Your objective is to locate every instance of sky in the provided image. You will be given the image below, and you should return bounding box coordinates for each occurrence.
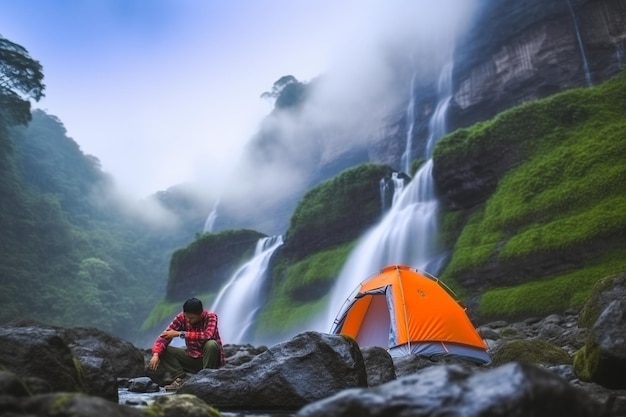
[0,0,479,211]
[0,0,379,197]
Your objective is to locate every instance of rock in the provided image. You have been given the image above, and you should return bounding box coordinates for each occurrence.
[128,376,160,393]
[296,362,606,417]
[0,325,83,393]
[450,0,626,133]
[2,392,145,417]
[360,346,396,387]
[0,321,148,402]
[178,331,367,410]
[61,326,146,378]
[574,300,626,389]
[0,371,30,397]
[491,339,572,367]
[148,394,222,417]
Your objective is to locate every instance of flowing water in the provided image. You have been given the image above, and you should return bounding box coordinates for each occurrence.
[210,236,284,344]
[318,59,455,330]
[566,0,592,87]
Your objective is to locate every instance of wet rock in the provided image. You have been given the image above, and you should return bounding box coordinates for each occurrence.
[128,376,160,393]
[360,346,396,387]
[178,331,367,411]
[296,362,606,417]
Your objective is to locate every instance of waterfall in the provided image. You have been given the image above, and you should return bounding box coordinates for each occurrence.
[210,235,283,343]
[401,72,418,174]
[321,60,455,330]
[566,0,592,87]
[203,200,220,233]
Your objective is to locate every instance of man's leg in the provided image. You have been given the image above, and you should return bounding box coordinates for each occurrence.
[159,346,200,379]
[202,340,220,369]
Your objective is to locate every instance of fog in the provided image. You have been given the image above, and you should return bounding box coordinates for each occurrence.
[211,0,479,235]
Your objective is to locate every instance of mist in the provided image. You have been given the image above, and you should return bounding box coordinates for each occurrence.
[212,0,480,235]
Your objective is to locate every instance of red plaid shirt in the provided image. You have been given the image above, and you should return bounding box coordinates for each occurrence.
[152,310,225,366]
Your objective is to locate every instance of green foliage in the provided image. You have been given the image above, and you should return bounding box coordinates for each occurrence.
[285,163,393,260]
[491,339,572,366]
[167,229,264,301]
[260,75,308,109]
[257,242,354,334]
[438,70,626,293]
[477,246,626,319]
[0,35,45,127]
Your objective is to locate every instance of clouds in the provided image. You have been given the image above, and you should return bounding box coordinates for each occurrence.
[0,0,479,224]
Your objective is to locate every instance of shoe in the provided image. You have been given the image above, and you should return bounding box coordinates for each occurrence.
[164,377,187,391]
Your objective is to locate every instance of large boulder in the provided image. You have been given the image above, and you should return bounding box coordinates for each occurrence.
[296,362,607,417]
[574,273,626,389]
[1,392,145,417]
[0,325,83,393]
[574,299,626,389]
[178,331,368,410]
[0,321,146,402]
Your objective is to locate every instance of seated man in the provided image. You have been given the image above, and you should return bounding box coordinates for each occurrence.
[149,297,225,391]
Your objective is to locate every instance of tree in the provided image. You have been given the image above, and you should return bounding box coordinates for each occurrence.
[0,35,45,128]
[260,75,307,109]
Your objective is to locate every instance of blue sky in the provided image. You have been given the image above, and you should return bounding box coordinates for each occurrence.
[0,0,375,197]
[0,0,477,201]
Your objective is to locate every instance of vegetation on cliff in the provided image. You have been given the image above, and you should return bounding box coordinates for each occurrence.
[165,229,265,302]
[255,163,396,335]
[435,70,626,320]
[283,163,394,260]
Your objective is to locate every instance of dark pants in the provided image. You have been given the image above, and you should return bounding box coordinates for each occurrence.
[159,340,220,380]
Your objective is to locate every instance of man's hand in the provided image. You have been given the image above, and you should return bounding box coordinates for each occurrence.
[149,354,160,371]
[159,330,179,340]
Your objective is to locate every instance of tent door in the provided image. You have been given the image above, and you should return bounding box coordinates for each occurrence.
[354,294,391,348]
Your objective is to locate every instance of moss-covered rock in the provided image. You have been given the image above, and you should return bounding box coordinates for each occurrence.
[433,70,626,320]
[166,229,265,301]
[147,393,223,417]
[573,297,626,389]
[578,272,626,328]
[491,339,572,367]
[282,163,394,261]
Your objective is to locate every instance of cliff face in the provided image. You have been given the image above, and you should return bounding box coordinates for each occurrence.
[449,0,626,132]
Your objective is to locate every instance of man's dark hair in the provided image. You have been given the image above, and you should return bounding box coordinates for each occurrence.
[183,298,203,314]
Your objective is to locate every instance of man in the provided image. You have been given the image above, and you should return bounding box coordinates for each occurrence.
[149,297,225,391]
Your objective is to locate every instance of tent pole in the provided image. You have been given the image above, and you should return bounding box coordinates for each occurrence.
[395,265,412,355]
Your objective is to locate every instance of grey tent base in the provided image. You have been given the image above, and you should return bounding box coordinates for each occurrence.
[388,341,491,365]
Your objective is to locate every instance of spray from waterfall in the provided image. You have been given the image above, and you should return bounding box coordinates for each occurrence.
[210,235,283,343]
[566,0,592,87]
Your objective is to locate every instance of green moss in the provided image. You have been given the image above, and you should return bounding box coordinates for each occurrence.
[491,339,572,366]
[257,242,354,333]
[573,341,626,389]
[285,163,393,260]
[477,247,626,320]
[578,272,626,328]
[436,71,626,297]
[147,393,223,417]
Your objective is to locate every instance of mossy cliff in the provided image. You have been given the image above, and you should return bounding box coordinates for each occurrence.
[433,69,626,320]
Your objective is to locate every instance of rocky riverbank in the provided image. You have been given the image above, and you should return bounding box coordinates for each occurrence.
[1,274,625,416]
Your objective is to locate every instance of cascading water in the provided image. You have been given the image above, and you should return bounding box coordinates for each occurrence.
[566,0,592,87]
[210,235,283,343]
[401,72,418,174]
[319,59,455,330]
[203,200,220,233]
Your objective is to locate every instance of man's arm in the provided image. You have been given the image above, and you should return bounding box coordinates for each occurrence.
[184,312,218,342]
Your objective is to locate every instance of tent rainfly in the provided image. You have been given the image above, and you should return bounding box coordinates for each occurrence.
[330,264,491,364]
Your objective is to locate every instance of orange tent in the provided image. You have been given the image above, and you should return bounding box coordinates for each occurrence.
[330,264,490,364]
